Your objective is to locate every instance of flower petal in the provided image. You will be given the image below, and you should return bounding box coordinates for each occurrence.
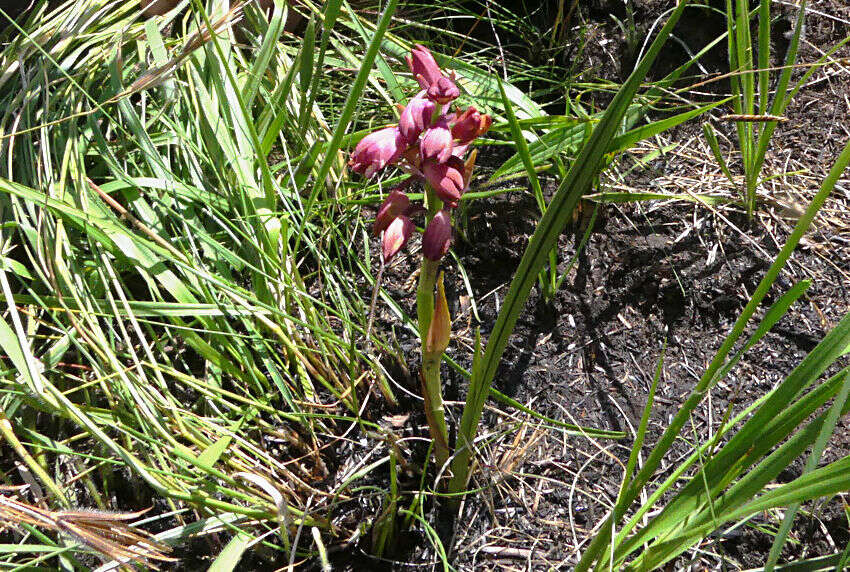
[399,92,436,143]
[407,44,443,90]
[420,119,453,164]
[422,156,466,206]
[373,190,410,235]
[349,127,407,178]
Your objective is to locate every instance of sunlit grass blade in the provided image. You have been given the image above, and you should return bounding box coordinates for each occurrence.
[637,444,850,570]
[243,0,287,109]
[764,372,850,571]
[618,344,665,498]
[702,122,736,184]
[496,76,544,211]
[208,529,253,572]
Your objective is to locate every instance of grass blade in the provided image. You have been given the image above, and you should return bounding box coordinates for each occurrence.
[764,367,850,571]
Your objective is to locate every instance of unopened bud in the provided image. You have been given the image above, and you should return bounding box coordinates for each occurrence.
[399,92,436,143]
[406,44,443,91]
[349,127,407,178]
[422,210,452,261]
[426,76,460,105]
[382,215,413,261]
[422,156,466,207]
[451,106,492,144]
[420,119,453,164]
[373,190,410,235]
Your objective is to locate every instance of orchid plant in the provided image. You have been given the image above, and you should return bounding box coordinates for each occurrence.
[350,45,491,471]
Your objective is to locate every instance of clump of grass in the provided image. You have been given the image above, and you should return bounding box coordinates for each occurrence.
[703,0,808,218]
[0,0,403,566]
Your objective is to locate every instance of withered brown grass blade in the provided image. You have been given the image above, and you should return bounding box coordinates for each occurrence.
[0,496,176,570]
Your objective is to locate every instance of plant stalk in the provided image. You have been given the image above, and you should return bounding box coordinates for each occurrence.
[417,186,450,472]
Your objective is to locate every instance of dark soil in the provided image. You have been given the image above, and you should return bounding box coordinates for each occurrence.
[350,0,850,569]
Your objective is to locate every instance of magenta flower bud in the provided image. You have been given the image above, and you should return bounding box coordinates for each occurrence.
[422,210,453,261]
[420,119,453,164]
[422,156,466,207]
[451,106,493,144]
[399,92,436,143]
[382,215,413,261]
[349,127,407,178]
[373,190,410,236]
[406,44,443,91]
[426,76,460,105]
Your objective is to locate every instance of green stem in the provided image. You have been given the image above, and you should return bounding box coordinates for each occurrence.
[416,186,450,472]
[416,185,443,341]
[0,410,69,507]
[421,346,450,470]
[416,257,438,342]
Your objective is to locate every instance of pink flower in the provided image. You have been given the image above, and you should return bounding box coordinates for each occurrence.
[422,156,466,207]
[420,118,453,164]
[373,190,410,235]
[382,215,413,261]
[451,106,492,144]
[349,127,407,178]
[451,143,470,158]
[426,76,460,105]
[399,92,436,143]
[406,45,443,91]
[422,210,453,261]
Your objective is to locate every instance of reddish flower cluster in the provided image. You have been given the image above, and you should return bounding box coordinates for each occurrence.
[349,44,492,262]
